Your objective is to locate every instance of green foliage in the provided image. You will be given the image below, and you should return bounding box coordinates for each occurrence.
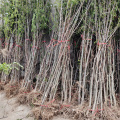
[0,0,51,39]
[0,0,27,38]
[0,62,23,75]
[31,0,51,34]
[0,63,12,74]
[0,0,119,41]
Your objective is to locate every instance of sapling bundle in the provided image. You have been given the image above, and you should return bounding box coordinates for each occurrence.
[22,0,50,89]
[0,0,50,84]
[35,0,91,104]
[87,0,120,114]
[22,34,43,89]
[0,0,25,83]
[114,28,120,94]
[78,31,93,105]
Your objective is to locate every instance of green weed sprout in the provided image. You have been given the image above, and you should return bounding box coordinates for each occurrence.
[0,62,23,74]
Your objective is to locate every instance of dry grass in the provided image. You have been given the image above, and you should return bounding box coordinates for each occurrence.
[102,105,120,120]
[32,107,57,120]
[1,83,120,120]
[17,93,28,104]
[4,82,19,98]
[27,90,42,104]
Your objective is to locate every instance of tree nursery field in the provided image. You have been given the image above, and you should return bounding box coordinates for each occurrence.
[0,0,120,120]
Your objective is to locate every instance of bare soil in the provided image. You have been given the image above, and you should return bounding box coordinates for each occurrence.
[0,91,34,120]
[0,92,71,120]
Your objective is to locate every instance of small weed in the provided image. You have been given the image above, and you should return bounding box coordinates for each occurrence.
[30,103,34,108]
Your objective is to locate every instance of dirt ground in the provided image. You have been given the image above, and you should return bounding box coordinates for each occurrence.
[0,92,71,120]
